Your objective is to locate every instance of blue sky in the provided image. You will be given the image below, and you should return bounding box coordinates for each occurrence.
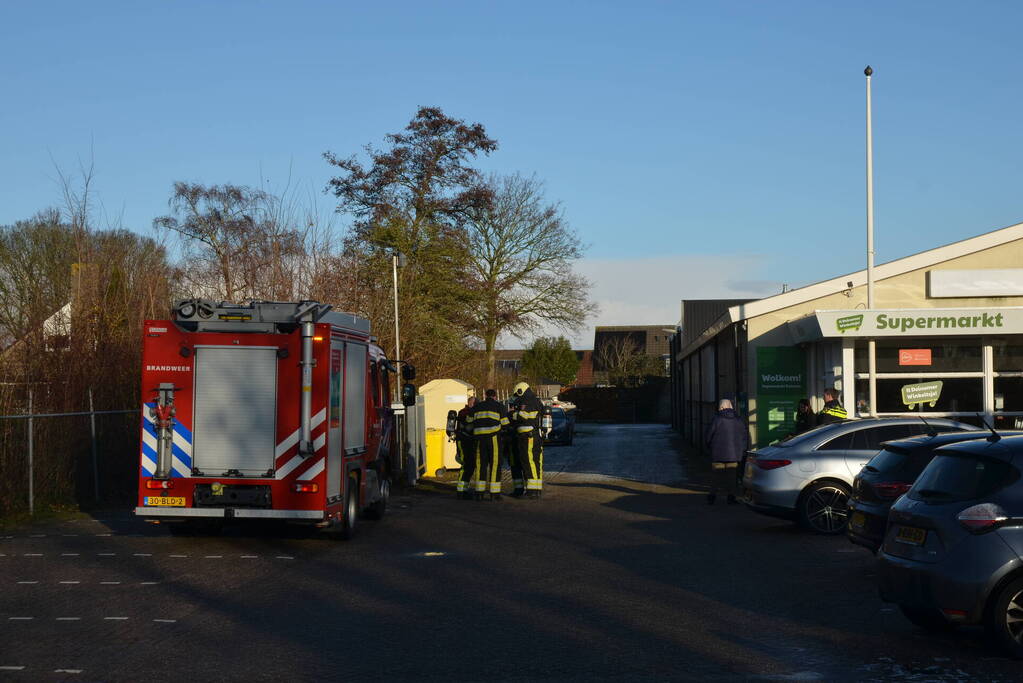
[2,1,1022,345]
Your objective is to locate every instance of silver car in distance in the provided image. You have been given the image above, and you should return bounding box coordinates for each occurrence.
[741,417,977,534]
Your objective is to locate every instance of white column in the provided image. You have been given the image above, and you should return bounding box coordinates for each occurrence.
[983,337,994,423]
[842,338,856,416]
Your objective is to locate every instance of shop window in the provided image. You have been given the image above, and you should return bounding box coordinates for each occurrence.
[994,377,1023,414]
[855,377,983,414]
[993,341,1023,372]
[854,338,981,373]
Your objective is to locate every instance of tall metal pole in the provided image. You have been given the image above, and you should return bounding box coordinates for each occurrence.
[392,253,401,365]
[27,389,34,515]
[865,65,878,417]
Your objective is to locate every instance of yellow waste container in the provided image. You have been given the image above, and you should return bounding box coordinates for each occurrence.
[425,428,448,477]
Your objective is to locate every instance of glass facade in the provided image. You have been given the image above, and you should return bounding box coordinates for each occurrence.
[853,338,982,373]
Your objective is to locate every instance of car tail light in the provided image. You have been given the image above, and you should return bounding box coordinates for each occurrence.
[294,483,319,493]
[957,503,1008,532]
[874,482,912,499]
[145,479,174,490]
[754,459,791,470]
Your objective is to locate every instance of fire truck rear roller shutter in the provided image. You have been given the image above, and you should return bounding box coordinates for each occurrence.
[192,346,278,476]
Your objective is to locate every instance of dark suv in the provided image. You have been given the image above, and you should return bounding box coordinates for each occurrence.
[848,431,1017,553]
[878,433,1023,657]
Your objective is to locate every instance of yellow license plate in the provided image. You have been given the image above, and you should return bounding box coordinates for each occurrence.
[144,496,186,507]
[850,511,865,529]
[895,525,926,546]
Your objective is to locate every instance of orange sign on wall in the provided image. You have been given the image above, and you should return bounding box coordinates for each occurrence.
[899,349,932,366]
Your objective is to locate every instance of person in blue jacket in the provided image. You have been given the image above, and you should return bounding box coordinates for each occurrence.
[705,398,750,505]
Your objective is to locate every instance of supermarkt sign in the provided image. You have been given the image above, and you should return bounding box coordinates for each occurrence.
[814,308,1023,338]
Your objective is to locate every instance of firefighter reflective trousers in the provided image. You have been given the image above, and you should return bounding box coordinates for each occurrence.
[456,437,479,494]
[517,431,543,491]
[477,434,502,494]
[506,433,524,493]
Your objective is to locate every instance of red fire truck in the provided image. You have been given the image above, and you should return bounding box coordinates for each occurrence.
[135,299,396,537]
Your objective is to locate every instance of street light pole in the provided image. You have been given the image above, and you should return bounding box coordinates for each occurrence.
[391,251,401,366]
[865,65,877,417]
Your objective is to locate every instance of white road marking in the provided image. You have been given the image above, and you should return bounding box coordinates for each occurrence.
[204,555,223,559]
[7,617,33,621]
[95,533,112,537]
[62,534,78,537]
[104,617,129,621]
[61,553,80,557]
[29,534,45,538]
[54,669,83,674]
[56,617,81,621]
[276,555,294,560]
[24,553,43,557]
[153,619,177,623]
[97,553,116,557]
[59,581,81,585]
[100,581,121,585]
[140,581,159,585]
[240,555,258,559]
[420,552,446,557]
[133,553,152,557]
[0,666,26,671]
[169,554,188,558]
[17,581,39,585]
[0,553,6,557]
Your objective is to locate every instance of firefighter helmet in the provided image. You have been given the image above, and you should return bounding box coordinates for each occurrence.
[513,382,529,397]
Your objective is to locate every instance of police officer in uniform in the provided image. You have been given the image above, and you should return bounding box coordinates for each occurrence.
[509,382,544,499]
[454,396,479,500]
[468,388,510,500]
[816,387,848,425]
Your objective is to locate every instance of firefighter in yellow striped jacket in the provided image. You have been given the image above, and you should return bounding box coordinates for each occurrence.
[510,382,544,499]
[467,388,510,500]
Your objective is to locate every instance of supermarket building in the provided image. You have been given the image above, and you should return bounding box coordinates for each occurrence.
[669,221,1023,449]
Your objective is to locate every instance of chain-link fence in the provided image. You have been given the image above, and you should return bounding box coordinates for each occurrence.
[0,389,139,516]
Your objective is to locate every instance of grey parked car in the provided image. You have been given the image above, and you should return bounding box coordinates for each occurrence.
[742,417,976,534]
[878,433,1023,657]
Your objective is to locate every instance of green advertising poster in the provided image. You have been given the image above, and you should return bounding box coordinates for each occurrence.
[756,346,807,447]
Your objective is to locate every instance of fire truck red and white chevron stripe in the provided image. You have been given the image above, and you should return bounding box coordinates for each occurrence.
[274,408,327,481]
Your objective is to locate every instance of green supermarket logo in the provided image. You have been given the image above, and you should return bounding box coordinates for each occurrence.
[836,314,864,333]
[835,311,1006,334]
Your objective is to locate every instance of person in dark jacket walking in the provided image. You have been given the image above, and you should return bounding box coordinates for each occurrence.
[816,388,848,426]
[705,399,750,504]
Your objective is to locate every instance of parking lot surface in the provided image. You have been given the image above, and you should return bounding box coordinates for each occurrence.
[1,423,1019,681]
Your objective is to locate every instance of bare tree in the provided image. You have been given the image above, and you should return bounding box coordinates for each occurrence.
[154,183,309,302]
[465,174,596,385]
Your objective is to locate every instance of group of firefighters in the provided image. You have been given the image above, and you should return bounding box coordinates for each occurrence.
[451,382,546,500]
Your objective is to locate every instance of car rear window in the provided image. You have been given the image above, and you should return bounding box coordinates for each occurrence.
[908,454,1019,504]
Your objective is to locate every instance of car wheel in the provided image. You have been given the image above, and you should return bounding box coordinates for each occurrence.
[987,577,1023,658]
[797,481,851,534]
[900,605,958,633]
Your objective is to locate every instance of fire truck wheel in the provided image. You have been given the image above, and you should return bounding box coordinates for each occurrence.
[339,472,359,540]
[366,474,390,520]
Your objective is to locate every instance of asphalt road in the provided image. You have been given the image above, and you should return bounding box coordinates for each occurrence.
[1,423,1021,681]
